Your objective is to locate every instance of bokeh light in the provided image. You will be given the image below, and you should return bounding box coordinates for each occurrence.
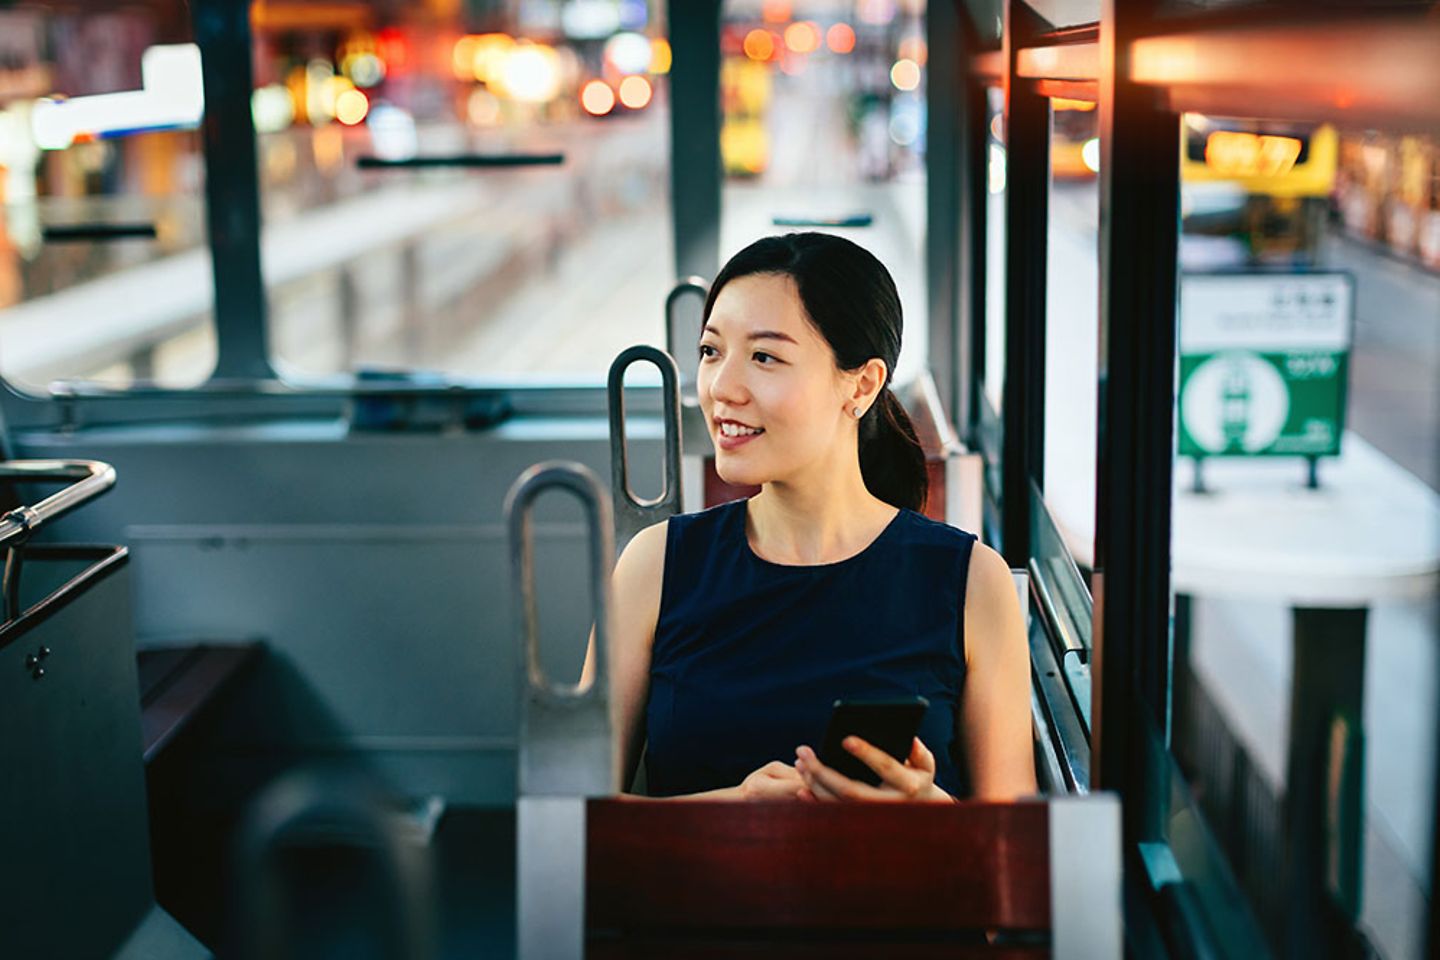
[618,75,653,109]
[581,79,616,116]
[335,88,369,126]
[650,38,672,74]
[784,22,821,55]
[743,29,776,62]
[826,23,856,55]
[890,58,921,92]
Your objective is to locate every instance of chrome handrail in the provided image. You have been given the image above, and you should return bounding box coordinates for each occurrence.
[0,460,116,621]
[607,346,683,547]
[0,460,116,550]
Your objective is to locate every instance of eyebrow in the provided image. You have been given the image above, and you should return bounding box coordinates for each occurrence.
[701,324,798,345]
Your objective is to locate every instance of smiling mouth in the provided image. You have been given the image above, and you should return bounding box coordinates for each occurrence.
[717,421,765,438]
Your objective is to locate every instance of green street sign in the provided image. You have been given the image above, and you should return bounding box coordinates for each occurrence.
[1178,272,1353,459]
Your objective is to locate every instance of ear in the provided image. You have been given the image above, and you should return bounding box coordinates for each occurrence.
[845,358,889,416]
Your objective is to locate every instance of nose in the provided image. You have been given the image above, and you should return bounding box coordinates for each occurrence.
[701,350,748,410]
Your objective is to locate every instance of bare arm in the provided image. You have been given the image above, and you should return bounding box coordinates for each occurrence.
[960,543,1038,800]
[580,520,667,793]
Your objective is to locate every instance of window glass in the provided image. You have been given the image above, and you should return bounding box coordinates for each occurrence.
[1024,0,1099,30]
[718,0,928,385]
[1042,96,1098,562]
[254,2,673,379]
[1171,113,1439,958]
[982,85,1005,414]
[0,5,215,389]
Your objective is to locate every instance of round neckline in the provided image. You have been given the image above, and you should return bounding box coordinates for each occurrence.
[738,500,907,570]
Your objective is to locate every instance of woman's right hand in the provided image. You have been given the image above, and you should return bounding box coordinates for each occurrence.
[738,760,808,802]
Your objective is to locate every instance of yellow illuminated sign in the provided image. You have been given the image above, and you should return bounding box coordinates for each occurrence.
[1204,131,1303,178]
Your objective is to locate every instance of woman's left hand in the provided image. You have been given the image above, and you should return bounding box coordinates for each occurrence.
[794,737,954,803]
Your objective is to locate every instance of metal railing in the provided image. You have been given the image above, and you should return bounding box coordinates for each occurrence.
[0,460,117,621]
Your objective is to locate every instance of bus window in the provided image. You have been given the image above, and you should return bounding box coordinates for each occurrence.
[718,0,929,385]
[251,5,673,380]
[1042,96,1098,565]
[1169,112,1439,959]
[0,5,216,390]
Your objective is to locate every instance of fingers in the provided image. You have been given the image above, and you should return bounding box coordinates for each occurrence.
[840,737,929,800]
[795,745,894,802]
[909,736,937,773]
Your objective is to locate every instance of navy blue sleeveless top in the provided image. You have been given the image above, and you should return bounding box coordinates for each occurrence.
[645,498,977,798]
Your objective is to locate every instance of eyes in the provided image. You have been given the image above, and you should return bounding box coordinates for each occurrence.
[699,343,780,365]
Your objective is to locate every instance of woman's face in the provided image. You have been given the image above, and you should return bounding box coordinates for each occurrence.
[698,273,856,488]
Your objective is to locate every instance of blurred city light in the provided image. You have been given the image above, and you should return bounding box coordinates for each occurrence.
[989,143,1006,193]
[467,88,502,125]
[1082,136,1100,172]
[858,0,898,26]
[251,84,295,133]
[581,79,616,116]
[744,29,776,62]
[367,103,417,160]
[618,75,652,110]
[562,0,622,39]
[497,44,562,103]
[826,23,856,55]
[897,36,928,66]
[890,58,921,92]
[784,22,821,55]
[30,43,204,151]
[606,32,653,75]
[650,38,673,74]
[344,52,386,88]
[761,0,792,24]
[335,88,369,126]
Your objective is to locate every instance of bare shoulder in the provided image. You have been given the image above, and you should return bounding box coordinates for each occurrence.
[615,519,668,582]
[963,541,1026,665]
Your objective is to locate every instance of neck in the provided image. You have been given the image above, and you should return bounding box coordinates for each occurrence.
[746,440,898,565]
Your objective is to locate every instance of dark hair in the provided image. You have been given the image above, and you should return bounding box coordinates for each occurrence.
[702,232,927,513]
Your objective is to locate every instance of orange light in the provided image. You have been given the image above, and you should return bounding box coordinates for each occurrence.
[890,58,921,92]
[581,79,615,116]
[618,75,652,109]
[452,36,480,79]
[743,29,776,62]
[761,0,791,23]
[334,88,369,125]
[650,37,672,74]
[826,23,856,55]
[897,37,927,66]
[1204,131,1303,177]
[1052,97,1096,112]
[784,21,821,55]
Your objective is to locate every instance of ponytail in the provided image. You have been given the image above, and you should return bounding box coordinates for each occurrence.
[859,386,927,513]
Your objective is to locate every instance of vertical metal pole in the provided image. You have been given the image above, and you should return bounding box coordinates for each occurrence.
[191,0,276,381]
[1284,606,1367,959]
[964,72,990,450]
[999,1,1049,568]
[667,0,723,282]
[1092,0,1180,849]
[926,0,963,429]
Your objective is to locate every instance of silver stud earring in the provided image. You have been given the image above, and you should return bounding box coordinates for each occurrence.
[853,406,863,418]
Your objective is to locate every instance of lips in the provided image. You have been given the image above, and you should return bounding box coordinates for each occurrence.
[714,417,764,452]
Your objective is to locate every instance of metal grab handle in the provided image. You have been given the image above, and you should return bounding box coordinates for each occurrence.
[664,277,710,382]
[0,460,117,550]
[234,770,433,960]
[357,153,565,169]
[607,346,683,546]
[506,462,617,799]
[771,213,874,228]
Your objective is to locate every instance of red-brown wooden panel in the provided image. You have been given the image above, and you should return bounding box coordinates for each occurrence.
[586,801,1051,934]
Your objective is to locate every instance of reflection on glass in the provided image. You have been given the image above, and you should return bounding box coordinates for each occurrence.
[1029,481,1092,734]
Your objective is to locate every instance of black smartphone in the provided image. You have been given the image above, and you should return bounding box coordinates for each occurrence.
[818,696,929,787]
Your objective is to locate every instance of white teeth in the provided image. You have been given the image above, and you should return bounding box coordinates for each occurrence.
[719,422,761,438]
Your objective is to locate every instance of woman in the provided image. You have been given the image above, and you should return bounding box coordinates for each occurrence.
[582,232,1034,802]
